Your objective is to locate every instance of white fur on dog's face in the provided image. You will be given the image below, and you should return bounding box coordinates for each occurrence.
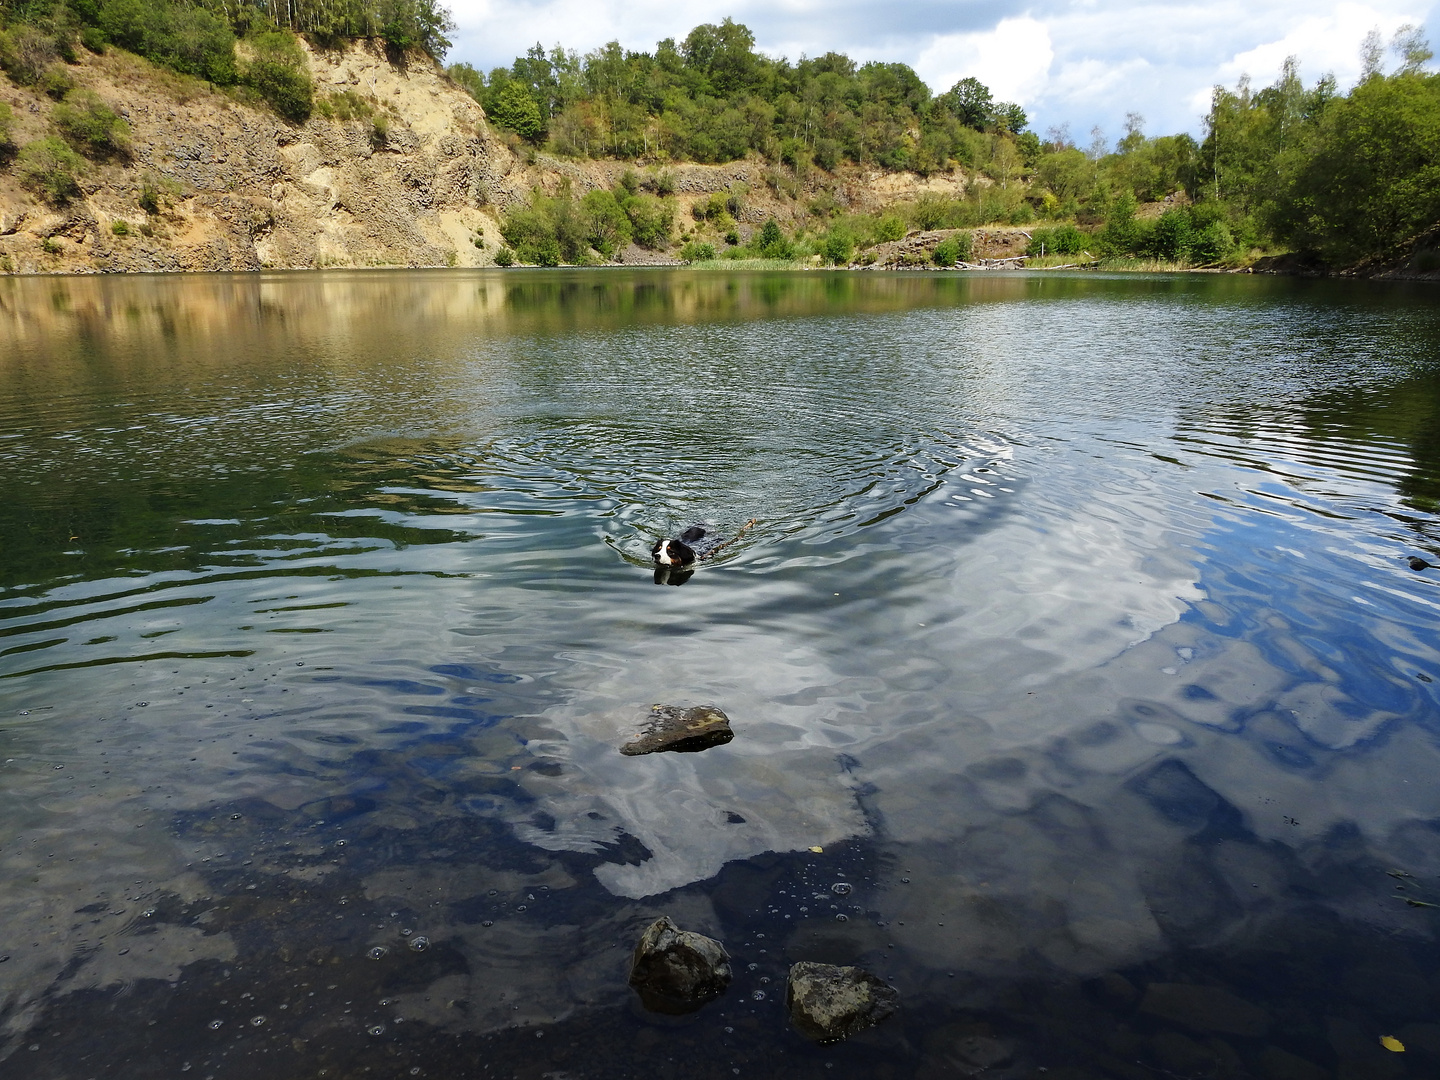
[655,540,674,566]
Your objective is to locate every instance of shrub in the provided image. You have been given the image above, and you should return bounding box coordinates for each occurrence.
[932,234,972,266]
[680,239,716,261]
[1026,224,1089,256]
[0,24,59,85]
[519,235,560,266]
[623,193,673,249]
[243,32,312,124]
[0,103,12,156]
[756,218,793,259]
[371,114,389,148]
[39,66,75,100]
[581,189,632,256]
[1190,220,1235,264]
[1148,208,1195,260]
[15,137,87,204]
[111,219,130,236]
[723,229,739,245]
[821,229,854,265]
[138,174,181,214]
[494,247,514,266]
[875,215,905,242]
[53,90,132,157]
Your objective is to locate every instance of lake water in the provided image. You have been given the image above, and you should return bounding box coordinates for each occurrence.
[2,268,1439,1079]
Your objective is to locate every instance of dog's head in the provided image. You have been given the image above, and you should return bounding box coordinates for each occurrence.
[651,538,697,566]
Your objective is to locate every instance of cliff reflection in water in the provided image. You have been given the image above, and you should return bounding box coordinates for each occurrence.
[1,269,1439,1079]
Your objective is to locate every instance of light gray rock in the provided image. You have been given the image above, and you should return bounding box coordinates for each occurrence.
[620,704,734,756]
[627,916,732,1014]
[786,961,899,1041]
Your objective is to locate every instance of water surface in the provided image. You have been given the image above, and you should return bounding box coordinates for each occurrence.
[2,269,1439,1078]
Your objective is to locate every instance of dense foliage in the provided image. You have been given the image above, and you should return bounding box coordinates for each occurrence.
[449,18,1034,175]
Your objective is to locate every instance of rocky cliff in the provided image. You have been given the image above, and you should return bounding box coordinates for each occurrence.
[0,39,987,275]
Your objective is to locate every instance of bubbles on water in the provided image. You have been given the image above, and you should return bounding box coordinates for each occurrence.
[751,990,766,1001]
[481,920,493,928]
[408,936,429,952]
[835,914,849,922]
[230,814,242,820]
[831,883,852,896]
[367,947,388,960]
[399,928,412,937]
[249,1016,265,1027]
[207,1020,223,1030]
[368,1025,386,1036]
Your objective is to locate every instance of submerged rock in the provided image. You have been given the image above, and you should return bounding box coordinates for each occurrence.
[786,961,899,1041]
[627,916,732,1014]
[1140,982,1269,1037]
[620,704,734,756]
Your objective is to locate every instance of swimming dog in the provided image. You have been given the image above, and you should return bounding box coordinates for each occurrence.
[651,526,707,568]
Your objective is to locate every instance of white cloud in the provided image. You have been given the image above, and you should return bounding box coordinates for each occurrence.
[914,17,1055,104]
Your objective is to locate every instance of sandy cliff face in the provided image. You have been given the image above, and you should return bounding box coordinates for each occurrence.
[0,39,526,274]
[0,39,987,275]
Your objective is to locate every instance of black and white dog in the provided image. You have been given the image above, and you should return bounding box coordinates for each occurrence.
[651,526,708,568]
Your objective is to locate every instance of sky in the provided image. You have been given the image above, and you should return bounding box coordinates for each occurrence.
[442,0,1437,143]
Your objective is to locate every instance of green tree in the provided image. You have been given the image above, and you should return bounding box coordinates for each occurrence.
[490,81,544,140]
[1267,68,1440,262]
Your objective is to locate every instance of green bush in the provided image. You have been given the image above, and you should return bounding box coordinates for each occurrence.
[494,247,515,266]
[1148,208,1195,260]
[581,189,632,256]
[0,24,59,85]
[1026,224,1089,256]
[15,137,87,204]
[243,32,312,124]
[623,193,673,249]
[53,89,132,157]
[680,239,716,261]
[875,215,905,242]
[1190,220,1235,264]
[39,66,75,100]
[932,233,972,266]
[821,229,854,265]
[756,218,793,258]
[0,103,13,155]
[110,218,130,236]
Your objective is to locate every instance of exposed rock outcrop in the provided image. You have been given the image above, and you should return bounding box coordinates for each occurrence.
[620,704,734,756]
